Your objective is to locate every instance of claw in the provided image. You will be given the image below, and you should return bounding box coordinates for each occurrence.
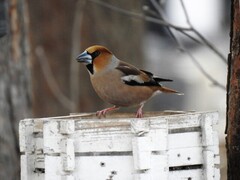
[96,106,119,118]
[135,103,144,118]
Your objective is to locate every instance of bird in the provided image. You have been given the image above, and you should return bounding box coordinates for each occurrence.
[76,45,182,118]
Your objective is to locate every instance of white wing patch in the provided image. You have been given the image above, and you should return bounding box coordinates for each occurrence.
[121,75,144,84]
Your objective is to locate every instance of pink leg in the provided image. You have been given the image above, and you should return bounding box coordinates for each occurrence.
[135,103,144,118]
[96,105,119,118]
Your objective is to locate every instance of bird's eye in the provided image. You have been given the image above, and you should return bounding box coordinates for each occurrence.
[91,50,100,59]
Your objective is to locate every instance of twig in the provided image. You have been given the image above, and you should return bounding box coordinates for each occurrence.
[149,0,163,16]
[184,50,226,90]
[148,0,201,44]
[142,5,159,18]
[35,47,76,111]
[179,0,192,26]
[179,30,202,44]
[149,0,181,43]
[193,29,227,63]
[167,29,225,89]
[179,0,227,64]
[148,0,225,89]
[88,0,191,31]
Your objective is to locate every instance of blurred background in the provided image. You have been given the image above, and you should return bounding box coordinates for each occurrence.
[0,0,229,179]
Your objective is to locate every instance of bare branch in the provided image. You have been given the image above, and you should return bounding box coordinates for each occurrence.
[88,0,191,31]
[149,0,181,43]
[148,0,225,89]
[179,30,202,44]
[149,0,163,17]
[142,5,159,18]
[170,29,225,90]
[192,29,227,63]
[184,51,226,90]
[35,47,76,111]
[179,0,227,64]
[179,0,192,26]
[161,29,224,89]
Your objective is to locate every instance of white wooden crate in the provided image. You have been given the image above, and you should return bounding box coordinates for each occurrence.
[19,111,220,180]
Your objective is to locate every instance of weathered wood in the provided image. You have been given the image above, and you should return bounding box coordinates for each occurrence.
[0,0,31,179]
[226,0,240,179]
[20,111,220,180]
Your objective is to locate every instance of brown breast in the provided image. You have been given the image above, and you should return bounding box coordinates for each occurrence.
[90,69,155,107]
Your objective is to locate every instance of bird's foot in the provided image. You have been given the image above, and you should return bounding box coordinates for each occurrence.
[136,111,143,118]
[135,103,144,118]
[96,106,119,118]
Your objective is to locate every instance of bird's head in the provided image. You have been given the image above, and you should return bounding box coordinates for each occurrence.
[76,45,115,74]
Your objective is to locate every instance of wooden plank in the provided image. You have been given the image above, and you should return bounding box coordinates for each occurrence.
[41,112,218,134]
[19,119,34,153]
[20,155,28,180]
[169,146,218,168]
[168,132,202,149]
[41,113,220,155]
[45,155,170,180]
[60,138,75,172]
[132,136,151,170]
[71,111,218,130]
[75,119,131,130]
[201,116,214,146]
[203,150,215,180]
[168,132,219,163]
[45,155,134,180]
[74,118,167,131]
[167,111,218,130]
[168,147,203,167]
[24,154,170,179]
[43,129,171,154]
[21,111,217,128]
[43,120,62,154]
[44,122,169,154]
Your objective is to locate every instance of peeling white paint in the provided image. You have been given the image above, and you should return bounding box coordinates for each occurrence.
[19,111,220,180]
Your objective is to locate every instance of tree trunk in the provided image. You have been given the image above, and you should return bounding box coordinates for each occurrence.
[226,0,240,179]
[0,0,31,179]
[27,0,77,117]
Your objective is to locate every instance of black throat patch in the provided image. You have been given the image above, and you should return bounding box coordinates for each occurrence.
[86,64,94,74]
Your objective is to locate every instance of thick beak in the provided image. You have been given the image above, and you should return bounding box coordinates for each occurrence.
[76,51,92,64]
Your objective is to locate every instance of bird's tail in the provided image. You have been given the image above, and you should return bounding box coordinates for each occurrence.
[158,86,184,95]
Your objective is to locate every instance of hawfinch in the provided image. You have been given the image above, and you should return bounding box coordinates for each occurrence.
[76,45,181,118]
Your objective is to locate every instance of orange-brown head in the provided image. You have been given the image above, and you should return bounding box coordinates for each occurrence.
[76,45,116,74]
